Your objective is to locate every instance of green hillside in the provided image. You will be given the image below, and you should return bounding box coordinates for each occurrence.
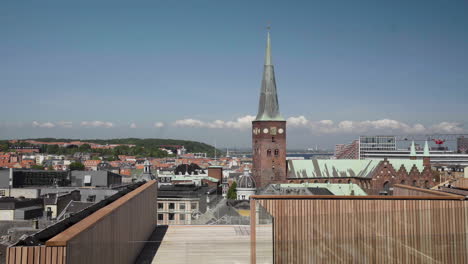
[10,138,221,158]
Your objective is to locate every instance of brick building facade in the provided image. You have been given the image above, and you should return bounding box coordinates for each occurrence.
[252,120,286,188]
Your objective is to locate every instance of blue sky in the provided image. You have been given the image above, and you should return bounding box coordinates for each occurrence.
[1,0,467,149]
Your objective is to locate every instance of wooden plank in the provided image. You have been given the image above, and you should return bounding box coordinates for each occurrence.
[45,247,52,264]
[8,247,16,264]
[40,247,46,264]
[250,199,256,264]
[14,247,21,264]
[57,247,63,264]
[21,247,27,264]
[33,247,40,264]
[27,247,33,264]
[51,247,57,264]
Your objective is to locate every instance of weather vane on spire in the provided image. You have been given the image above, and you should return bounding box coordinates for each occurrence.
[266,22,271,31]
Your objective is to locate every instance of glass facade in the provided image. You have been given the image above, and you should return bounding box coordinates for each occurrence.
[359,136,396,159]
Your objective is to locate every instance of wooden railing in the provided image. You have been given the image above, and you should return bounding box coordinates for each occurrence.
[7,180,157,264]
[251,195,468,264]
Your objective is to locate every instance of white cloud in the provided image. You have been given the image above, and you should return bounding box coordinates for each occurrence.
[32,121,55,128]
[173,119,205,127]
[130,123,137,129]
[284,116,464,134]
[223,115,256,130]
[430,122,464,133]
[287,116,309,127]
[80,121,114,128]
[172,115,255,130]
[57,121,73,128]
[154,122,165,128]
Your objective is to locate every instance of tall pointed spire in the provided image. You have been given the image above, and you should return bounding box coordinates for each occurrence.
[255,30,284,121]
[423,141,430,157]
[409,141,416,157]
[264,31,272,66]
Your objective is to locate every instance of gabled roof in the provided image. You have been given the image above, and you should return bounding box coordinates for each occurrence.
[389,159,424,173]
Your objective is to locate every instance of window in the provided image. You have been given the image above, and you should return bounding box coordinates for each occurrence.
[383,181,390,192]
[179,203,185,210]
[169,203,175,210]
[242,195,246,200]
[179,214,185,221]
[0,190,5,196]
[158,214,163,221]
[274,149,279,156]
[169,213,175,220]
[158,203,163,209]
[272,137,276,142]
[191,203,197,210]
[267,149,271,157]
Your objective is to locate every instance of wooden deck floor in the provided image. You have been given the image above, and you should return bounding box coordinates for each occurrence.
[151,225,272,264]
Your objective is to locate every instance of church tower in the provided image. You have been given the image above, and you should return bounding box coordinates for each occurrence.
[252,31,287,188]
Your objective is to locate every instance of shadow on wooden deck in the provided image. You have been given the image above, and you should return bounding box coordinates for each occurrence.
[135,225,169,264]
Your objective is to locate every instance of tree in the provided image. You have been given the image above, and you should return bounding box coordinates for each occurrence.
[227,181,237,200]
[31,165,44,170]
[47,165,54,171]
[78,144,91,152]
[0,141,9,152]
[69,162,85,171]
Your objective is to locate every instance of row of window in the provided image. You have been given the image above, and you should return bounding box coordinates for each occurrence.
[267,149,280,157]
[158,213,189,221]
[158,202,197,210]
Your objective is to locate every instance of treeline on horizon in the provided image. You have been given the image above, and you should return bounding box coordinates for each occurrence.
[0,138,220,159]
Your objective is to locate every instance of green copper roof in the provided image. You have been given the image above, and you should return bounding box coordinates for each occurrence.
[255,31,284,121]
[288,159,381,178]
[279,183,367,196]
[423,140,430,157]
[410,141,416,157]
[287,158,425,179]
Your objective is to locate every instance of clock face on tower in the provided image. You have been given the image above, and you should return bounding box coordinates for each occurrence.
[263,128,269,134]
[253,128,261,135]
[278,128,284,134]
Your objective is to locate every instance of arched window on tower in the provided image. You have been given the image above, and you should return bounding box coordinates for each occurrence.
[383,181,390,192]
[274,149,279,156]
[272,137,276,142]
[267,149,272,157]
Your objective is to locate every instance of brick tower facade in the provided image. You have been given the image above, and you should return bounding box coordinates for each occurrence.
[252,31,287,188]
